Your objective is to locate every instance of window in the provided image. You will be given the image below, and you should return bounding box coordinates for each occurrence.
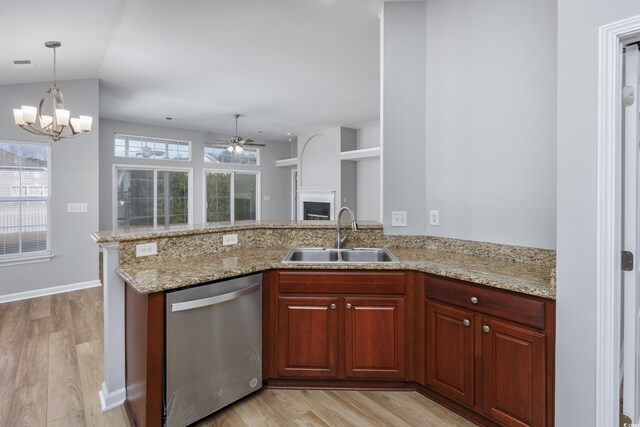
[114,166,192,231]
[204,144,259,165]
[204,170,260,222]
[0,141,50,259]
[115,134,191,161]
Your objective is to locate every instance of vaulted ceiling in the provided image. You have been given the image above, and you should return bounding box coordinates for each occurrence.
[0,0,385,142]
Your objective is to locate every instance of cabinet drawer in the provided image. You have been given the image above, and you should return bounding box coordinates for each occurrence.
[277,271,406,294]
[425,276,545,329]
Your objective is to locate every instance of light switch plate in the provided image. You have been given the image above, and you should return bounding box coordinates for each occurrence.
[391,211,407,227]
[67,203,88,213]
[136,242,157,257]
[223,233,238,245]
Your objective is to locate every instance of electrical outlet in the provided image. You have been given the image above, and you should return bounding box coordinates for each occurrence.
[391,211,407,227]
[430,210,440,226]
[223,233,238,246]
[263,195,271,201]
[67,203,88,213]
[136,242,157,257]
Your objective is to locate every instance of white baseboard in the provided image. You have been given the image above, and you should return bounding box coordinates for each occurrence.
[0,279,102,304]
[99,381,126,412]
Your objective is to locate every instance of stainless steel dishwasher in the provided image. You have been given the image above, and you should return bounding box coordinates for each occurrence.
[165,273,262,427]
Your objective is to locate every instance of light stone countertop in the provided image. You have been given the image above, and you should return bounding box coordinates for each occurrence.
[116,246,555,299]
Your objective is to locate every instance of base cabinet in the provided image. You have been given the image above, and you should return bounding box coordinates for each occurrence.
[270,271,408,381]
[344,297,405,379]
[481,317,546,427]
[424,275,554,427]
[277,296,338,377]
[426,301,474,407]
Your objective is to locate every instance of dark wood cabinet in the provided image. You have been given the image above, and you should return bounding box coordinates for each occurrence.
[422,275,555,427]
[276,296,338,377]
[425,300,474,407]
[344,297,405,379]
[480,317,546,427]
[269,271,408,382]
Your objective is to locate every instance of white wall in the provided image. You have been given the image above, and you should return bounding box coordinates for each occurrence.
[99,118,292,229]
[555,1,640,426]
[382,1,427,235]
[425,0,557,249]
[356,123,381,221]
[0,79,100,296]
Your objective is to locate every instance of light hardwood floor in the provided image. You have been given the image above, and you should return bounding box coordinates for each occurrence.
[0,287,476,427]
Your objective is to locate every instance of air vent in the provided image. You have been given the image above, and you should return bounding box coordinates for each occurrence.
[11,59,34,69]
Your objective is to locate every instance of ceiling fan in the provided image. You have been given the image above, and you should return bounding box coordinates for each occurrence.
[215,114,266,153]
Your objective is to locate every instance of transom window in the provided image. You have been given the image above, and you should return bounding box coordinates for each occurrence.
[204,144,259,165]
[115,134,191,161]
[0,141,50,259]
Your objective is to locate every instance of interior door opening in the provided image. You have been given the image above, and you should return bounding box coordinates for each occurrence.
[621,41,640,425]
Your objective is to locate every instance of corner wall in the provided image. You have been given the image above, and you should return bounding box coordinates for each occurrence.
[424,0,557,249]
[381,1,427,235]
[0,79,100,297]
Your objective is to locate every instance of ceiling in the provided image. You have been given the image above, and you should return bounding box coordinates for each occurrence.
[0,0,385,142]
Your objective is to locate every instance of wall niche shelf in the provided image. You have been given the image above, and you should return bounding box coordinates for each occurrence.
[275,158,297,168]
[340,147,381,161]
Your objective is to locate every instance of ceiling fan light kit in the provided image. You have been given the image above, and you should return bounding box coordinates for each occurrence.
[12,41,93,142]
[218,114,266,152]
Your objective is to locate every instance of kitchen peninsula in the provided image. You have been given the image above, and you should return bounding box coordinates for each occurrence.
[93,221,556,426]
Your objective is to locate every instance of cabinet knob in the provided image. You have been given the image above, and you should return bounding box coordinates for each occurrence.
[330,303,336,310]
[482,325,490,333]
[462,319,470,327]
[346,303,352,310]
[470,297,478,304]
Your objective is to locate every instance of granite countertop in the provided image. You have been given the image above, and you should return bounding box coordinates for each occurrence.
[116,246,555,299]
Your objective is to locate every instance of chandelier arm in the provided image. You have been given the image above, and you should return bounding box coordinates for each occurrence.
[18,125,46,136]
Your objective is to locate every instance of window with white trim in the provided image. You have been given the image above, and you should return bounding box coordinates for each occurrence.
[204,170,260,222]
[114,166,192,231]
[115,134,191,161]
[204,144,259,165]
[0,141,50,259]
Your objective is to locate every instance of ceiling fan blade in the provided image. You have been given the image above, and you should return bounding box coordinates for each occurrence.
[212,139,231,143]
[243,142,266,147]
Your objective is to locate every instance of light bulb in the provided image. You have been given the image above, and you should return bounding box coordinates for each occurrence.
[70,118,82,134]
[235,145,244,153]
[13,109,25,126]
[227,145,234,153]
[21,106,37,124]
[55,109,70,126]
[79,115,92,132]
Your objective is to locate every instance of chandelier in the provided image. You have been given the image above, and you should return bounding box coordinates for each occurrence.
[12,41,92,141]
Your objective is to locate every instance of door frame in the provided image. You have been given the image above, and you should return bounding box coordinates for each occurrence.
[597,14,640,426]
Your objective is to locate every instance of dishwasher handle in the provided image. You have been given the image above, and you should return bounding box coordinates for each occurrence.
[171,282,260,312]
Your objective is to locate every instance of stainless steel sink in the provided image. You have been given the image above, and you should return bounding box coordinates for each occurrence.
[340,248,398,263]
[282,247,399,264]
[284,248,340,262]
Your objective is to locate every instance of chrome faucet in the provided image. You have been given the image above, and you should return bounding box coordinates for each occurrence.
[336,206,358,249]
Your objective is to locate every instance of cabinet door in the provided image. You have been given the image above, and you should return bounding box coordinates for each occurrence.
[480,317,546,427]
[344,297,406,379]
[277,296,338,377]
[425,300,475,407]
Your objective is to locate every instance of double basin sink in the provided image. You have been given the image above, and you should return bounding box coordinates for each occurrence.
[282,247,399,264]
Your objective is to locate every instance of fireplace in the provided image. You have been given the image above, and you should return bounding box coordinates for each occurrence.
[297,190,335,220]
[303,201,331,220]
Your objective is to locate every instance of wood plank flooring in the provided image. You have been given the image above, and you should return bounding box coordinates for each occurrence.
[0,287,476,427]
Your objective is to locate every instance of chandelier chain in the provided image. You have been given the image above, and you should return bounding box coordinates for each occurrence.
[52,46,57,87]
